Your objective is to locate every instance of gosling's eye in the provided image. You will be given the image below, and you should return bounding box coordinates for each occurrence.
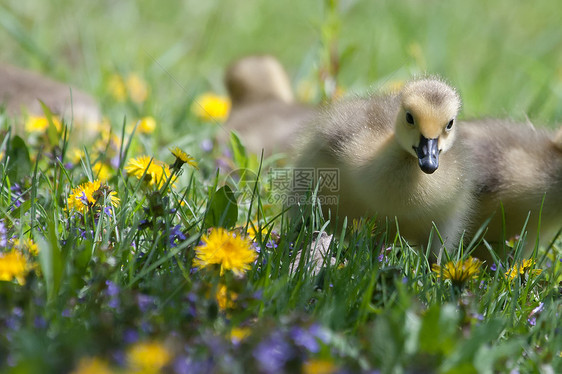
[446,119,454,131]
[405,112,414,125]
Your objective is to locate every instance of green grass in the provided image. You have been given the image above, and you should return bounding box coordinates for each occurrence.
[0,0,561,373]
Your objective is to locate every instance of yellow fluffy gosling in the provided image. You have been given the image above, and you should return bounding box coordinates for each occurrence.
[295,77,472,253]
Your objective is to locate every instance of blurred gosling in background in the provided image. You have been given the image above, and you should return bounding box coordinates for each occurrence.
[461,119,562,259]
[0,63,101,133]
[222,55,316,157]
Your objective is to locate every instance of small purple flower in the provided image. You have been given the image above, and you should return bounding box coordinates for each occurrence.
[140,321,153,334]
[528,317,536,326]
[266,240,277,249]
[200,138,213,152]
[174,357,214,374]
[530,302,544,316]
[215,158,230,170]
[103,206,112,217]
[78,228,91,239]
[254,332,294,373]
[105,280,120,296]
[10,185,24,209]
[123,329,139,344]
[137,294,155,312]
[252,289,264,300]
[34,316,47,329]
[78,191,89,206]
[169,224,187,247]
[108,297,120,309]
[0,219,7,247]
[5,308,23,331]
[105,280,120,309]
[291,326,319,353]
[490,263,497,271]
[111,350,126,366]
[309,324,330,344]
[110,156,120,169]
[252,242,261,253]
[472,313,484,322]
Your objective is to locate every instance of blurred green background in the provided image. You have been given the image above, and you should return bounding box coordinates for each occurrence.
[1,0,561,140]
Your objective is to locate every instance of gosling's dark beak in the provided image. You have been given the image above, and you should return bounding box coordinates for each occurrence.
[415,135,439,174]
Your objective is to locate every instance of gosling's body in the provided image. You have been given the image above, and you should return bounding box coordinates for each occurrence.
[0,63,101,126]
[296,78,472,251]
[460,119,562,257]
[223,55,315,156]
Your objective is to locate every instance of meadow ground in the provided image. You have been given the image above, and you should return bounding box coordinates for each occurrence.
[0,0,561,373]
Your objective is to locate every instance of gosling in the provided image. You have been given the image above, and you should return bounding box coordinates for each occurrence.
[460,119,562,258]
[223,55,315,156]
[0,63,101,128]
[295,77,472,252]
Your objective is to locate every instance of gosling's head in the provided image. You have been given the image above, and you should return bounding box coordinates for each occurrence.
[394,77,461,174]
[225,55,294,106]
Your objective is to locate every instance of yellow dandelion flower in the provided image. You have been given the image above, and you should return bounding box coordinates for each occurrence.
[170,147,198,170]
[126,73,149,104]
[432,257,482,287]
[137,116,156,134]
[216,284,238,311]
[85,118,110,136]
[93,131,121,159]
[384,80,405,93]
[25,115,61,133]
[126,340,171,373]
[97,121,116,143]
[93,162,112,181]
[0,250,31,285]
[230,327,251,344]
[11,238,39,256]
[505,258,542,281]
[191,93,231,122]
[69,148,85,165]
[108,74,127,102]
[246,224,262,241]
[71,357,114,374]
[194,228,257,276]
[67,180,119,214]
[303,359,337,374]
[125,156,175,189]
